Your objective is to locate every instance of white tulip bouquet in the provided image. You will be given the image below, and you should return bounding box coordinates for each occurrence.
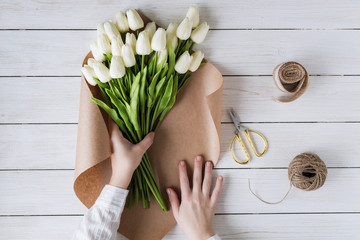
[81,6,209,211]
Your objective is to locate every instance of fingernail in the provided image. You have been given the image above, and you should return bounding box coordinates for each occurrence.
[218,176,223,181]
[149,132,155,138]
[167,188,171,194]
[206,162,212,167]
[196,156,202,161]
[180,161,185,166]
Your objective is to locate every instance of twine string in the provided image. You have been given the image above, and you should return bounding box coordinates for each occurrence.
[248,179,292,205]
[248,153,327,204]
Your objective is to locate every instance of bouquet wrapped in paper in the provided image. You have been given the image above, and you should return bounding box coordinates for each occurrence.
[81,6,210,210]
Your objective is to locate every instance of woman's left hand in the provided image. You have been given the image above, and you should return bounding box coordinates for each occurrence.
[108,117,155,189]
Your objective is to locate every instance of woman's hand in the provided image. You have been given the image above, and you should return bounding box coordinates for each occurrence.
[167,156,224,240]
[108,117,155,189]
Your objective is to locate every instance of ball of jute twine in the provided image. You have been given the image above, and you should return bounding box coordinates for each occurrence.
[248,153,327,204]
[288,153,327,191]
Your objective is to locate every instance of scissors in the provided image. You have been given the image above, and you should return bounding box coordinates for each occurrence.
[229,109,268,164]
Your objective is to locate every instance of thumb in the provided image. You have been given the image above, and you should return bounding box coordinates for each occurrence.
[134,132,155,155]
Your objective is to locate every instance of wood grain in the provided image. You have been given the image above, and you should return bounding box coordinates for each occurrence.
[1,0,359,29]
[0,169,359,215]
[1,123,360,169]
[222,76,360,122]
[1,76,359,123]
[0,214,359,240]
[1,31,360,76]
[0,125,76,169]
[0,77,80,123]
[1,1,359,238]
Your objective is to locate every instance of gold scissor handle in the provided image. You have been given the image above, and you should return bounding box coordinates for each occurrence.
[230,133,251,164]
[244,129,268,157]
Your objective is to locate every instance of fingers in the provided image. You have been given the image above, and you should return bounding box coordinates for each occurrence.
[108,117,126,153]
[210,175,223,206]
[193,156,203,193]
[108,116,123,140]
[167,188,180,219]
[134,132,155,155]
[202,161,213,196]
[179,161,191,198]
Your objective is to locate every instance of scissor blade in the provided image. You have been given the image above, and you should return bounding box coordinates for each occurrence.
[228,108,241,129]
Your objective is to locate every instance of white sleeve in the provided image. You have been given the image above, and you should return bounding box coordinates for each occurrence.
[72,184,128,240]
[208,234,222,240]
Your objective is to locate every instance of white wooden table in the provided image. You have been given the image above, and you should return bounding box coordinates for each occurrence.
[1,1,360,239]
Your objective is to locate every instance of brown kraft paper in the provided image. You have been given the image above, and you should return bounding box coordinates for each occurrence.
[74,13,223,240]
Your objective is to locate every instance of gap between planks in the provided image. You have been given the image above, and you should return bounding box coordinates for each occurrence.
[1,28,360,31]
[1,212,359,217]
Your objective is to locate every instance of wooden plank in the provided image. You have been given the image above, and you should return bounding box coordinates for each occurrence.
[165,214,360,240]
[0,169,359,215]
[1,123,360,169]
[0,125,77,169]
[218,123,360,168]
[222,76,360,122]
[1,76,359,123]
[0,77,80,123]
[0,171,87,215]
[0,216,83,240]
[1,30,360,76]
[1,0,359,29]
[205,30,360,75]
[0,214,359,240]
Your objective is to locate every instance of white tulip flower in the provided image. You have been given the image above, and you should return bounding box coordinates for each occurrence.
[87,58,96,68]
[104,20,120,41]
[97,34,111,55]
[151,28,166,51]
[176,17,192,40]
[126,9,144,31]
[144,22,156,40]
[97,23,107,37]
[157,49,168,68]
[167,35,178,51]
[125,32,137,53]
[116,11,129,32]
[90,42,105,61]
[166,23,178,51]
[189,51,204,72]
[136,31,152,55]
[190,22,209,44]
[175,51,192,74]
[93,61,112,83]
[110,56,126,78]
[166,23,178,39]
[111,35,124,56]
[81,65,97,86]
[121,44,136,67]
[186,6,200,28]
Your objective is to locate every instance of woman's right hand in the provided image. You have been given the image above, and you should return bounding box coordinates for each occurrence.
[167,156,223,240]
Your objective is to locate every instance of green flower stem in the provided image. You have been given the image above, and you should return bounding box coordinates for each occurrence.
[139,154,163,203]
[175,39,183,56]
[138,162,168,211]
[189,41,195,52]
[146,106,151,133]
[142,153,158,185]
[141,55,145,70]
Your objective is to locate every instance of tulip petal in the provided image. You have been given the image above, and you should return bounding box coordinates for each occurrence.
[126,9,144,31]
